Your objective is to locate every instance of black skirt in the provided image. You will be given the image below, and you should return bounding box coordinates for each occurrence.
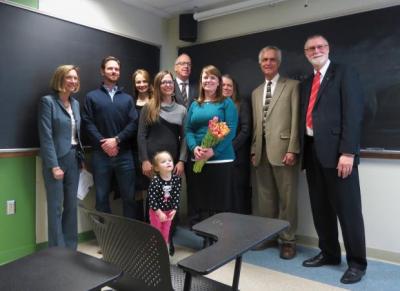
[187,160,234,213]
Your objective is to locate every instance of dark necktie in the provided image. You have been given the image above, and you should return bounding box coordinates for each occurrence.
[181,82,188,106]
[263,81,272,135]
[306,71,321,129]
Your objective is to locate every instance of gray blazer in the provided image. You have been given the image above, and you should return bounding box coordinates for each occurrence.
[38,94,82,169]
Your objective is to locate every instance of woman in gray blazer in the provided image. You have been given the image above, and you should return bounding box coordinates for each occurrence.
[38,65,83,249]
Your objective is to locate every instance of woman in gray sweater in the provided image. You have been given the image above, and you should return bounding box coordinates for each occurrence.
[137,70,187,178]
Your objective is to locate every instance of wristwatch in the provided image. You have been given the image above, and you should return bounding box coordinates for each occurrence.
[115,136,121,144]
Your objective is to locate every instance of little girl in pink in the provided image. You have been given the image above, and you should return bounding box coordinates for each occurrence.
[148,151,181,247]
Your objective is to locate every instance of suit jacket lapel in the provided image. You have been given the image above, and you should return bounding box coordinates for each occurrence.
[304,75,313,101]
[267,77,285,118]
[174,80,182,103]
[315,63,334,105]
[55,97,69,115]
[255,84,264,124]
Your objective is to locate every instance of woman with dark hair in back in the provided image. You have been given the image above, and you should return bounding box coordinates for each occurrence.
[38,65,84,249]
[222,74,252,214]
[185,65,238,222]
[131,69,153,220]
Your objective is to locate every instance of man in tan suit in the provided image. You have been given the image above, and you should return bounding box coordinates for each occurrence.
[251,46,300,259]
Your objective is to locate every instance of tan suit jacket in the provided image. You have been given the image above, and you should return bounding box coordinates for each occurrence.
[251,76,300,166]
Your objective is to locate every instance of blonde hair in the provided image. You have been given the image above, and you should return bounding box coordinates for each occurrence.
[132,69,153,98]
[152,151,173,170]
[145,70,174,124]
[197,65,225,105]
[50,65,80,93]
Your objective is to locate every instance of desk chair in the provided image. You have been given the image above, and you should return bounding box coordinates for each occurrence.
[81,207,231,291]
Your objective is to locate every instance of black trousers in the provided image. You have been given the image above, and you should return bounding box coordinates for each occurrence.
[304,136,367,270]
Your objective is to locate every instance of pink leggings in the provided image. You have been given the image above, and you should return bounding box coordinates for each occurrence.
[149,209,173,244]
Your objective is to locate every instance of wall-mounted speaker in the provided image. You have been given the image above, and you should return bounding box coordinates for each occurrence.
[179,14,197,42]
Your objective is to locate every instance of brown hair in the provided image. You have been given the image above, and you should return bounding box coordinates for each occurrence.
[144,70,174,124]
[50,65,80,93]
[197,65,225,105]
[132,69,153,98]
[100,56,120,69]
[222,74,240,109]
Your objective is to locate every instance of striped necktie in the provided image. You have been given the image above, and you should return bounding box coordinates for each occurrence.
[181,82,188,106]
[263,81,272,136]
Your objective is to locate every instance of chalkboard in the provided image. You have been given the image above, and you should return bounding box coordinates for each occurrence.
[0,2,159,149]
[180,5,400,151]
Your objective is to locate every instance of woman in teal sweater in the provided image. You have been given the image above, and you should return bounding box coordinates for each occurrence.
[185,65,238,221]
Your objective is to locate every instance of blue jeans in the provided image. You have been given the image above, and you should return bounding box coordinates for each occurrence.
[92,149,136,218]
[43,148,79,250]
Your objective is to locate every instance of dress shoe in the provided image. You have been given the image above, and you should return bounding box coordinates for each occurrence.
[251,239,278,251]
[340,267,365,284]
[302,252,341,267]
[280,243,296,260]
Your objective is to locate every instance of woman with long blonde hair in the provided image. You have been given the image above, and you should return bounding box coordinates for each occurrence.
[131,69,153,221]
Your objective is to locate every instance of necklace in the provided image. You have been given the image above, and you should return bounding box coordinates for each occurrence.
[63,101,71,108]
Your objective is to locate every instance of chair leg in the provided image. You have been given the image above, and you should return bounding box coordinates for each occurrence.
[169,213,180,256]
[169,236,175,256]
[232,256,242,291]
[183,272,192,291]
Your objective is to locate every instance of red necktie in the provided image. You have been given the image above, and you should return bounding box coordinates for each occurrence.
[306,71,321,129]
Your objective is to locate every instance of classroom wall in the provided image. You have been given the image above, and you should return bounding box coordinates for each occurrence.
[0,156,36,263]
[39,0,167,52]
[163,0,400,261]
[163,0,400,65]
[1,0,399,263]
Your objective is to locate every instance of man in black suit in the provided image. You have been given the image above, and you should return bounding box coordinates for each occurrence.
[300,35,367,284]
[174,53,197,107]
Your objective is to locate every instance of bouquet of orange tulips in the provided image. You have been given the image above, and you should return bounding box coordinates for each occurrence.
[193,116,230,173]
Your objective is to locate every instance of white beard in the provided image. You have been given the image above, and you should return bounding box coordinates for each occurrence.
[309,56,328,68]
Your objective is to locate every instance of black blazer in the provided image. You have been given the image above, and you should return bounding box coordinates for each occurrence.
[174,79,198,108]
[299,63,364,168]
[233,96,252,164]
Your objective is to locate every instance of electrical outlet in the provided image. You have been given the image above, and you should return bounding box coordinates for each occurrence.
[6,200,16,215]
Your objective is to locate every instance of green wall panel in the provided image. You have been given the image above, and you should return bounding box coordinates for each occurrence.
[9,0,38,9]
[0,156,36,263]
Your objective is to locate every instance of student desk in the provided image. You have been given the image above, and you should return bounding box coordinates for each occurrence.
[178,212,289,291]
[0,247,122,291]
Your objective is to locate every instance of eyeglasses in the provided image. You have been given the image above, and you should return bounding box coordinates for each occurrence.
[175,62,192,67]
[160,80,174,86]
[304,44,329,52]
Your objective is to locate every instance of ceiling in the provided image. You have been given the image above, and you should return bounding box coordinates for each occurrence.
[119,0,268,18]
